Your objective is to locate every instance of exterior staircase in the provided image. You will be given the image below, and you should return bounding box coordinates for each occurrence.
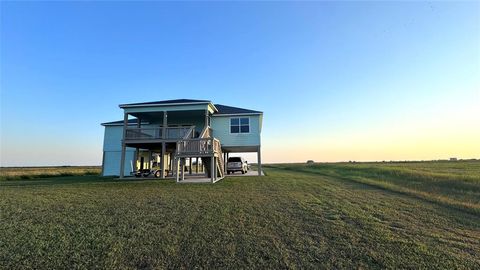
[201,154,224,179]
[173,126,225,183]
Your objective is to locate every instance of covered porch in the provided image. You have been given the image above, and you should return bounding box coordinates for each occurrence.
[119,108,212,179]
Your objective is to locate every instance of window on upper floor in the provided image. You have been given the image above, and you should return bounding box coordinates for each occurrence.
[230,117,250,133]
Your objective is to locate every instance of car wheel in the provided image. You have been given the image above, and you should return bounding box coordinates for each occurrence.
[154,171,161,178]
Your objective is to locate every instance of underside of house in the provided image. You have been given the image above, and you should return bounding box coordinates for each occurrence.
[101,99,263,183]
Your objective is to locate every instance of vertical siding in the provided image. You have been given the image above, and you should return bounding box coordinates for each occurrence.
[102,126,135,176]
[210,115,261,147]
[103,126,124,151]
[103,150,135,176]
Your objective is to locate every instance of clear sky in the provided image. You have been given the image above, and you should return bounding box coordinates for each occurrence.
[1,1,479,166]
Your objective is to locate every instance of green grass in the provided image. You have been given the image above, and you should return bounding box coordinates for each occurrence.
[275,160,480,215]
[0,166,101,180]
[1,162,479,269]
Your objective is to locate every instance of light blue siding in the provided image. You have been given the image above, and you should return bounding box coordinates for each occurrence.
[210,115,261,147]
[103,125,154,151]
[103,150,135,176]
[103,126,124,151]
[102,125,136,176]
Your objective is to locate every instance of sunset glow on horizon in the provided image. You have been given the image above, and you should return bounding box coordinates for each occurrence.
[1,1,479,166]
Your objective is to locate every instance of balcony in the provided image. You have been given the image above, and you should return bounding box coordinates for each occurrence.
[176,138,221,156]
[125,126,195,141]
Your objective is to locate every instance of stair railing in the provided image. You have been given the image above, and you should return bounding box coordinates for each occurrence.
[200,126,212,138]
[182,126,195,140]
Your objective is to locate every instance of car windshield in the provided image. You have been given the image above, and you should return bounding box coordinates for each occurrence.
[228,157,242,162]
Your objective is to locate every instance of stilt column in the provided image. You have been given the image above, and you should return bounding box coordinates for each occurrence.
[119,112,128,178]
[257,146,262,176]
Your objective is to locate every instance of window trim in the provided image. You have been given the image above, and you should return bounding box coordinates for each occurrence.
[229,117,250,134]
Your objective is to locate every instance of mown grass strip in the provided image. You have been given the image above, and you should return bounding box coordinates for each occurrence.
[270,163,480,216]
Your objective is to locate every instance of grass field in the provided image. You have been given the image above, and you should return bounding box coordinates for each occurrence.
[1,161,479,269]
[0,166,101,180]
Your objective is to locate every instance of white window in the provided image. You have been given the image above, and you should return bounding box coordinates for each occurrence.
[230,117,249,133]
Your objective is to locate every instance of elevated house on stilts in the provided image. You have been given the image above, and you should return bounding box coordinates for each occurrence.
[100,99,263,183]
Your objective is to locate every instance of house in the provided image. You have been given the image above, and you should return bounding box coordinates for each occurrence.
[100,99,263,183]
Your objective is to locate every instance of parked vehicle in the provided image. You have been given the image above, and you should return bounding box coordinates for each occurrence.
[227,157,248,174]
[133,162,163,178]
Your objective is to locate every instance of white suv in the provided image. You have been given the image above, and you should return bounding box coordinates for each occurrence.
[227,157,248,174]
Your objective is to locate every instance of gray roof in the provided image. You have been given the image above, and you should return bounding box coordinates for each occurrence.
[119,99,211,108]
[213,104,262,115]
[103,100,262,126]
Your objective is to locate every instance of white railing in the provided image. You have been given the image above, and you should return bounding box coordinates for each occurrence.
[176,138,221,155]
[182,126,196,139]
[125,127,161,140]
[200,126,212,138]
[216,144,225,177]
[125,126,194,140]
[213,138,221,153]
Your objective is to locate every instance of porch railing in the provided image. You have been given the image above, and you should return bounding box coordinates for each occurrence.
[125,126,195,140]
[176,138,221,156]
[183,126,195,140]
[200,126,212,138]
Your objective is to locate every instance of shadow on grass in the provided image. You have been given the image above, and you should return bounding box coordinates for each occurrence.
[271,165,480,217]
[0,175,173,187]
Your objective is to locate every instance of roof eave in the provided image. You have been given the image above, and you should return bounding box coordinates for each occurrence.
[209,103,219,113]
[119,101,212,109]
[212,112,263,117]
[101,121,150,126]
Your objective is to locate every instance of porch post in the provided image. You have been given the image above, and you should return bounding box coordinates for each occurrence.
[226,152,229,174]
[196,157,199,173]
[162,111,167,139]
[134,149,139,172]
[181,158,185,181]
[257,146,262,176]
[204,109,209,129]
[134,117,141,171]
[223,152,227,173]
[119,112,128,178]
[148,150,152,169]
[176,158,180,182]
[211,156,215,183]
[189,158,192,175]
[161,142,166,178]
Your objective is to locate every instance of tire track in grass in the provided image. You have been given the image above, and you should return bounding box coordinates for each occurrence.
[273,167,480,268]
[276,165,480,216]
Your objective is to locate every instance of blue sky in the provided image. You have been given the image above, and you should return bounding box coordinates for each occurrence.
[1,1,479,166]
